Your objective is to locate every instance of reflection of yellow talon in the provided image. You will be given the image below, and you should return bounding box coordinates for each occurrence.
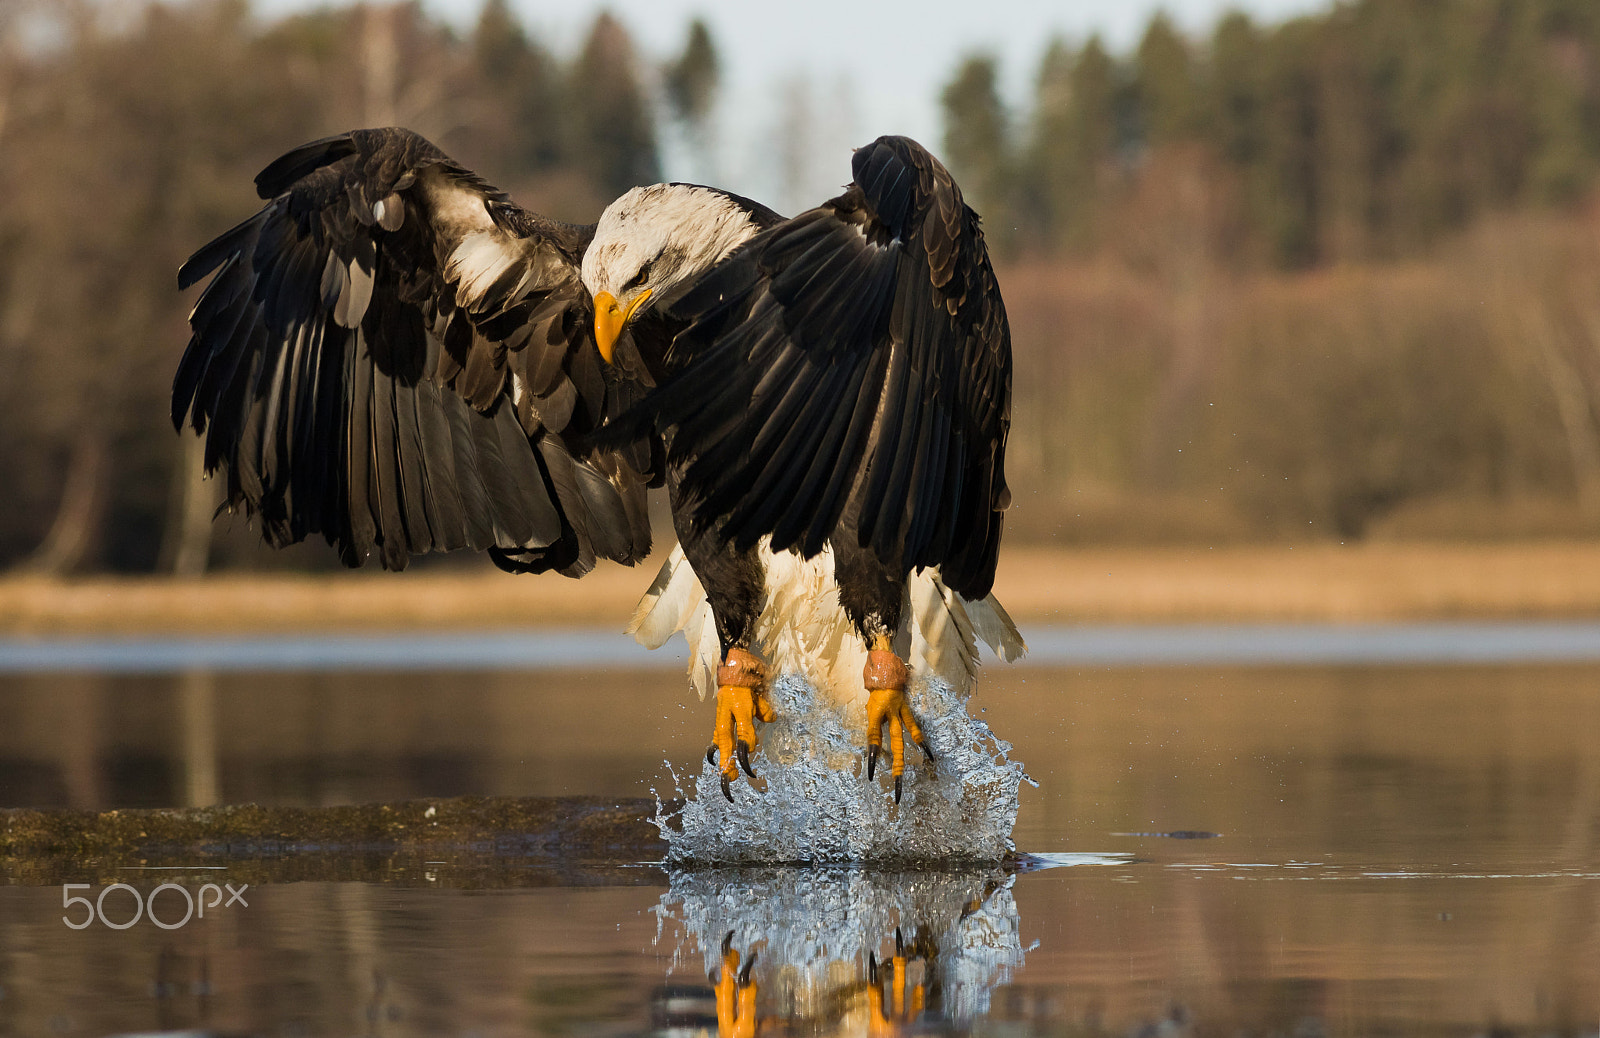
[709,649,773,802]
[713,932,758,1038]
[868,928,929,1033]
[863,644,931,803]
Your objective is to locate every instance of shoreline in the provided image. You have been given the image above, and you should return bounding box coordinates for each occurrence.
[3,541,1600,637]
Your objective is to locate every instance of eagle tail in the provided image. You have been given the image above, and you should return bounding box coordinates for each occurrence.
[906,570,1026,692]
[967,591,1028,664]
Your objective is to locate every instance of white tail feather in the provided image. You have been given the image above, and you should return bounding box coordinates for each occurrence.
[908,571,979,692]
[683,598,720,701]
[966,592,1028,663]
[628,548,720,699]
[628,543,1025,707]
[755,545,860,710]
[626,548,702,649]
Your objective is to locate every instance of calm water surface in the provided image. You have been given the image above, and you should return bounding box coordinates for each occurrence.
[0,634,1597,1036]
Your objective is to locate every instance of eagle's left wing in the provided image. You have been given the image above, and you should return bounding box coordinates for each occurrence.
[614,136,1012,600]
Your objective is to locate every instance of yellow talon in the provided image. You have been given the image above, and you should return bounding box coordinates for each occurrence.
[707,648,773,801]
[863,642,933,803]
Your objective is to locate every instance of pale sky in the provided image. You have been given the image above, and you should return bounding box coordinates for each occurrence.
[253,0,1334,206]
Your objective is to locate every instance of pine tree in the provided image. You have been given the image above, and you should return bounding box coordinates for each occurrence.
[664,18,719,182]
[1134,12,1201,148]
[1255,18,1322,267]
[1023,36,1119,253]
[665,18,717,127]
[1208,11,1262,168]
[472,0,563,175]
[941,54,1011,245]
[567,12,660,201]
[1527,0,1600,203]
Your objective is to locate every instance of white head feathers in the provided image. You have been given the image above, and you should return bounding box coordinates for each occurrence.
[581,184,764,304]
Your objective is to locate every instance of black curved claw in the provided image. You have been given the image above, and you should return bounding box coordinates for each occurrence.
[721,774,734,802]
[868,951,880,984]
[738,949,757,984]
[867,744,880,779]
[895,927,905,955]
[919,740,936,764]
[722,930,735,954]
[737,739,756,779]
[894,774,903,803]
[707,745,718,767]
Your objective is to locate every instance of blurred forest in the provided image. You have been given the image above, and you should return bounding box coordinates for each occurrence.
[2,0,1600,573]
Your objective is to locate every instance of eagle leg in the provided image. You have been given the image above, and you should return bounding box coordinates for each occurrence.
[708,648,773,801]
[863,636,935,803]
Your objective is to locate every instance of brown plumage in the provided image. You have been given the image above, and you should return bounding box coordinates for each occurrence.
[174,128,654,576]
[623,135,1013,602]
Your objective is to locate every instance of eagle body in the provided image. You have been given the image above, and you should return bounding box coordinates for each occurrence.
[174,127,1021,800]
[631,540,1023,713]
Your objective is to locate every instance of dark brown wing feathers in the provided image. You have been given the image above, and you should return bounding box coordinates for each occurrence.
[174,127,649,574]
[620,135,1012,599]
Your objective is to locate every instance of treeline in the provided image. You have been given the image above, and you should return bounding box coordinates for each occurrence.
[0,0,690,572]
[941,0,1600,543]
[2,0,1600,574]
[945,0,1600,267]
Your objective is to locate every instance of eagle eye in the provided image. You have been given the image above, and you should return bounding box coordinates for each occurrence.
[624,260,653,291]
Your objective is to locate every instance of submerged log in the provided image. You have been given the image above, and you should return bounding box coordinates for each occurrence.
[0,794,677,887]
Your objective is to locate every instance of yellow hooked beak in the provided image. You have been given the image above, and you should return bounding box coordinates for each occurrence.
[593,288,652,365]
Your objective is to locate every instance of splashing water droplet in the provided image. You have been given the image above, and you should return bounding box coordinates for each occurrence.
[654,674,1030,864]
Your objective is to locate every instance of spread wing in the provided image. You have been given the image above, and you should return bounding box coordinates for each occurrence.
[620,136,1012,599]
[174,127,658,575]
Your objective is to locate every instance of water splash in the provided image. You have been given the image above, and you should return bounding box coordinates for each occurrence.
[654,673,1030,864]
[655,866,1027,1022]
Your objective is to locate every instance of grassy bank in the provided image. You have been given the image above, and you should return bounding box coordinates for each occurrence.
[991,541,1600,623]
[4,541,1600,636]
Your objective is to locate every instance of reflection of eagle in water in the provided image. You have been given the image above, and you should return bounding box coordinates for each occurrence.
[174,128,1024,804]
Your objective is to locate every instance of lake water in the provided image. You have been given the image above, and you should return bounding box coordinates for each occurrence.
[0,626,1597,1036]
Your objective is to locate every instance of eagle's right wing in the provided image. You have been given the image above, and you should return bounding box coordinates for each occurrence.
[174,127,657,575]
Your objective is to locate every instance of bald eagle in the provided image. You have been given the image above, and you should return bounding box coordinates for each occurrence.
[174,127,1022,804]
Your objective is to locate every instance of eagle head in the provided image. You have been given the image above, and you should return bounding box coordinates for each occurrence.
[583,183,764,363]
